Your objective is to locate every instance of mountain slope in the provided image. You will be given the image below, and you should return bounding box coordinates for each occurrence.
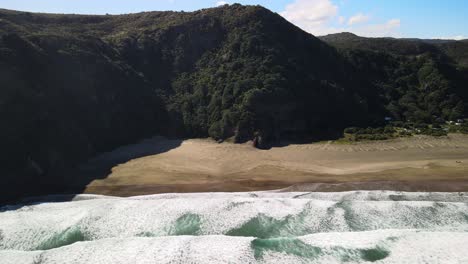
[320,32,468,60]
[320,32,467,123]
[0,7,467,202]
[0,5,375,202]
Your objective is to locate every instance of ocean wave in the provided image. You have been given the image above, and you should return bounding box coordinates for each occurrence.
[1,191,468,263]
[1,231,468,263]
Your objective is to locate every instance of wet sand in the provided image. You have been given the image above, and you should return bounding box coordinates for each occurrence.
[76,134,468,196]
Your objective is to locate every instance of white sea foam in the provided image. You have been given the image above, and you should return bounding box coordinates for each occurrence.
[1,191,467,263]
[1,231,468,264]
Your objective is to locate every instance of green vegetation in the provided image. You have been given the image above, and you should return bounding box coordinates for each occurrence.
[0,6,467,201]
[343,126,395,141]
[340,120,464,142]
[322,34,467,125]
[448,123,468,134]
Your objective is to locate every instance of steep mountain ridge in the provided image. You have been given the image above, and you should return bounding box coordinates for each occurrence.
[320,32,468,71]
[0,5,372,201]
[0,6,467,202]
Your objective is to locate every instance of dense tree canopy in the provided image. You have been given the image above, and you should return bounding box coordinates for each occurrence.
[0,6,467,201]
[321,33,467,124]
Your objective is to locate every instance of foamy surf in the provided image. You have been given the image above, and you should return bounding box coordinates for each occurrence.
[1,191,468,263]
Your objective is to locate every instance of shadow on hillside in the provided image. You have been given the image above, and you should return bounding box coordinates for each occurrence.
[0,136,183,210]
[1,135,341,209]
[256,134,342,150]
[67,136,183,192]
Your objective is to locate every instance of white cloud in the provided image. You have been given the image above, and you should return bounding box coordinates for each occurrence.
[215,1,228,7]
[432,35,467,40]
[348,13,369,26]
[280,0,338,36]
[280,0,401,37]
[338,16,345,24]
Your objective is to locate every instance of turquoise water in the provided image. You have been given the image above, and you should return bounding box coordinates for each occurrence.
[1,191,467,263]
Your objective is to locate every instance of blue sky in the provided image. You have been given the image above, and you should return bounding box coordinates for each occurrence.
[0,0,466,39]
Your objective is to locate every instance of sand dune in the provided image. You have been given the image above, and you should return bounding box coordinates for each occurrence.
[78,134,468,195]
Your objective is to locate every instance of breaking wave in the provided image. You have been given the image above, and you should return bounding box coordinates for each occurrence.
[1,191,468,263]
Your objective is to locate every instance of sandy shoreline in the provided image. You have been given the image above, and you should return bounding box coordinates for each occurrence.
[74,134,468,195]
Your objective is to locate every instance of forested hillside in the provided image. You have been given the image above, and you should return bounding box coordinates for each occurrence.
[0,5,466,201]
[321,33,467,123]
